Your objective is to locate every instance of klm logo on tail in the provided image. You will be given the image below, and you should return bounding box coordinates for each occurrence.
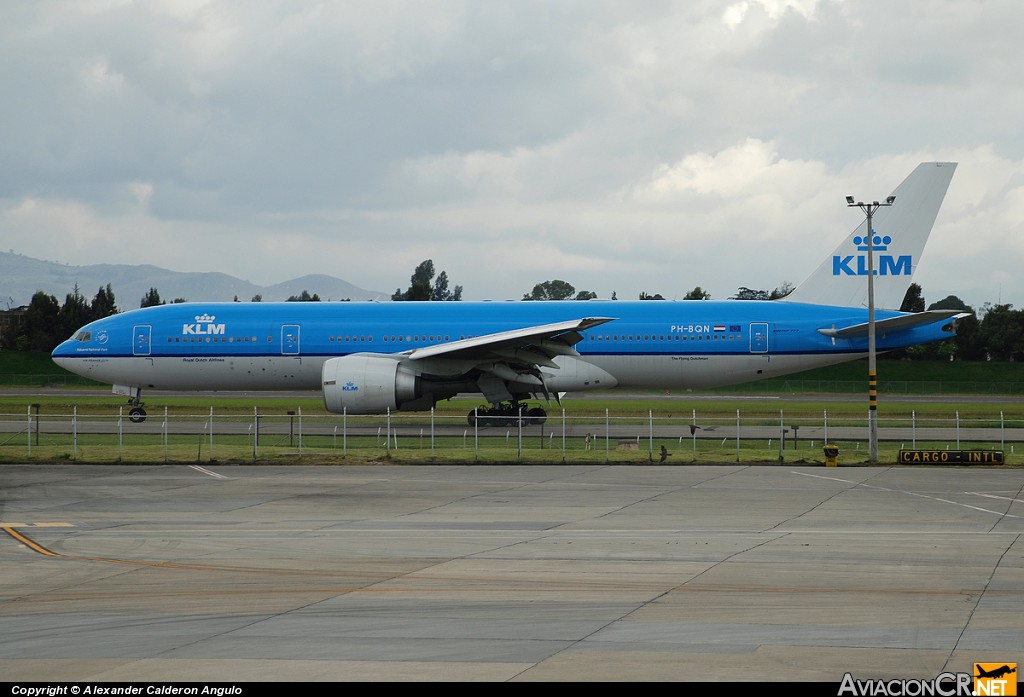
[832,230,912,277]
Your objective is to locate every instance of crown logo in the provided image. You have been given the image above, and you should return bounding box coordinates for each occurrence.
[853,228,891,252]
[195,313,216,323]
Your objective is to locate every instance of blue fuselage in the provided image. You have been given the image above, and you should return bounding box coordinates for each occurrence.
[52,299,952,396]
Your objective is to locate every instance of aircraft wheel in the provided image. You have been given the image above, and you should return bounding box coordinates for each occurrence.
[129,407,147,423]
[467,410,478,427]
[527,407,547,426]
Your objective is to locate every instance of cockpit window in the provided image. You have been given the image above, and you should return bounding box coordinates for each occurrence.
[73,331,92,342]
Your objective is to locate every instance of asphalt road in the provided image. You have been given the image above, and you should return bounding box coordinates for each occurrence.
[2,464,1022,683]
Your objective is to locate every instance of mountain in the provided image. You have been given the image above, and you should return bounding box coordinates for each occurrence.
[0,252,387,309]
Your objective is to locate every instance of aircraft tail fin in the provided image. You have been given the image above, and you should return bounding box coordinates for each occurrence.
[784,162,956,309]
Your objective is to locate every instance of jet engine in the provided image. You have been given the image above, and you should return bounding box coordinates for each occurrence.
[322,355,421,414]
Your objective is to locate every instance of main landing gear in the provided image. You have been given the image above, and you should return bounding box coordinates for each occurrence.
[466,402,547,427]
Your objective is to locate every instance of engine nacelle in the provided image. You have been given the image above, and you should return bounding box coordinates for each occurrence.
[322,354,420,414]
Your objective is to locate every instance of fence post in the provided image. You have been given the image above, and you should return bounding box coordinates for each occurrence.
[343,408,347,456]
[693,408,698,462]
[561,408,566,463]
[736,409,740,463]
[649,410,654,463]
[430,407,435,455]
[298,407,303,457]
[912,410,916,449]
[253,407,259,460]
[26,405,31,457]
[518,405,523,463]
[118,406,123,461]
[605,409,609,463]
[778,409,784,463]
[72,405,78,461]
[956,410,960,448]
[209,406,214,461]
[164,406,168,462]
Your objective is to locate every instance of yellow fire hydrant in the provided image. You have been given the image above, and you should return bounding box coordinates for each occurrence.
[823,444,840,467]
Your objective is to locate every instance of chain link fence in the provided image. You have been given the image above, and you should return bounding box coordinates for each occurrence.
[2,406,1020,465]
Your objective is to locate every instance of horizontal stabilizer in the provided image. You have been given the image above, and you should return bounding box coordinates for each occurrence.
[817,310,969,339]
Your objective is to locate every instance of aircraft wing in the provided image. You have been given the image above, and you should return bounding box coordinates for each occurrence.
[403,316,617,404]
[817,310,969,339]
[407,316,616,364]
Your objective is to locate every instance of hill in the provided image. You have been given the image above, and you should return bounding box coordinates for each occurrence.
[0,251,387,309]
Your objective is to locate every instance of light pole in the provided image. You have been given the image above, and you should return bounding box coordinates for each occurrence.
[845,194,895,463]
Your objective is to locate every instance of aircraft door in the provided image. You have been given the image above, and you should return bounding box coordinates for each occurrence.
[281,324,300,355]
[133,325,152,356]
[749,322,768,353]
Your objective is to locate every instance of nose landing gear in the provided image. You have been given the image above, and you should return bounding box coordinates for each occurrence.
[124,388,147,423]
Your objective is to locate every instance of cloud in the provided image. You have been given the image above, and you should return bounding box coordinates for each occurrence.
[0,1,1021,311]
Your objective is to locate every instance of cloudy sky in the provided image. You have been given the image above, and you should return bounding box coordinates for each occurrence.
[2,0,1022,310]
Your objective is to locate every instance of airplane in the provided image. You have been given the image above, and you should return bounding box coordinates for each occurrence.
[52,162,966,424]
[975,665,1017,680]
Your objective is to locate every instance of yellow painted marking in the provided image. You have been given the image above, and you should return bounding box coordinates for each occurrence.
[3,527,62,557]
[2,525,260,572]
[0,522,74,528]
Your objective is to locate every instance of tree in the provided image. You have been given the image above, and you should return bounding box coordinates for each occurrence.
[430,271,462,301]
[90,284,118,319]
[733,283,793,300]
[950,313,985,361]
[683,287,710,300]
[287,290,321,302]
[140,288,163,308]
[251,294,263,302]
[58,285,90,343]
[21,291,61,352]
[929,295,972,312]
[886,283,931,359]
[402,259,434,300]
[393,260,463,301]
[769,282,794,300]
[924,296,977,360]
[900,283,925,313]
[523,280,587,301]
[926,295,983,361]
[639,292,665,300]
[979,304,1024,362]
[732,287,770,300]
